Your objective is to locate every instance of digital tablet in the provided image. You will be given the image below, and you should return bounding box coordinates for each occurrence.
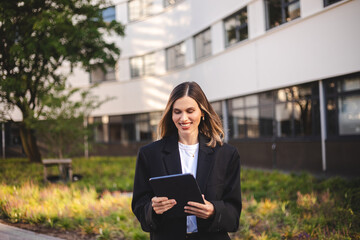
[149,173,204,218]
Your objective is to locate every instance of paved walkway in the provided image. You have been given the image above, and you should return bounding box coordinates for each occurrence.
[0,223,65,240]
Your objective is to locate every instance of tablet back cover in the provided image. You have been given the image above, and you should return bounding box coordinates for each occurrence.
[149,173,204,218]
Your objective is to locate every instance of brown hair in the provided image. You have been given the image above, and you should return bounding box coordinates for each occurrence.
[158,81,224,147]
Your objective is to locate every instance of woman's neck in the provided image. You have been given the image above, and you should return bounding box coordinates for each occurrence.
[178,131,199,145]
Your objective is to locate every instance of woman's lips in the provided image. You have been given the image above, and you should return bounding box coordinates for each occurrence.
[179,122,192,129]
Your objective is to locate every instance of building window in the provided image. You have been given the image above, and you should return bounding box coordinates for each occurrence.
[130,52,156,78]
[102,6,116,22]
[324,0,343,7]
[229,95,260,139]
[275,83,320,137]
[166,42,185,71]
[92,111,163,144]
[228,82,320,140]
[164,0,181,7]
[265,0,300,30]
[90,65,116,83]
[128,0,154,22]
[224,7,248,47]
[194,28,212,61]
[325,74,360,136]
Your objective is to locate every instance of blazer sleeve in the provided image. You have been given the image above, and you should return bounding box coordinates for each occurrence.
[206,147,242,232]
[131,148,162,232]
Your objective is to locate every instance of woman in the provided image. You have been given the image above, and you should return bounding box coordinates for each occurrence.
[132,82,241,240]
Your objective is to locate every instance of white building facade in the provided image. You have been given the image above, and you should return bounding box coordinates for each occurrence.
[3,0,360,175]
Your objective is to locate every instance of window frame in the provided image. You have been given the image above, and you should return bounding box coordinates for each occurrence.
[166,42,186,71]
[194,28,212,61]
[264,0,301,30]
[324,0,343,7]
[90,65,116,83]
[128,0,154,22]
[130,52,156,78]
[325,72,360,139]
[223,7,248,48]
[102,6,116,22]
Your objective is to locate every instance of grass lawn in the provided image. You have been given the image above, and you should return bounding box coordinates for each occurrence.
[0,157,359,240]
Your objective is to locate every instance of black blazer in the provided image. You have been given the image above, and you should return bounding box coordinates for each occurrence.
[131,134,242,240]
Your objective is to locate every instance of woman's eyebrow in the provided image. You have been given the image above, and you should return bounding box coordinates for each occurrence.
[173,107,195,111]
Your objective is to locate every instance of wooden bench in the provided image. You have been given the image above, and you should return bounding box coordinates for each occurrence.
[42,158,73,182]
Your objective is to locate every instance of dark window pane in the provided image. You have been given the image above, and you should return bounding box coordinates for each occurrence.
[240,26,248,41]
[275,102,293,137]
[109,123,122,142]
[294,99,313,136]
[325,80,337,95]
[224,7,248,47]
[260,105,274,137]
[265,0,282,29]
[326,98,338,136]
[324,0,342,7]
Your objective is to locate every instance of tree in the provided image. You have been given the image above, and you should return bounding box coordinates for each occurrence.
[35,83,111,159]
[0,0,125,162]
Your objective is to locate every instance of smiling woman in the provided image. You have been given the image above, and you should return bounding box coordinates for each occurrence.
[131,82,242,240]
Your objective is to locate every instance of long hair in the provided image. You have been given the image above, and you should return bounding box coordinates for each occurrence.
[158,81,224,147]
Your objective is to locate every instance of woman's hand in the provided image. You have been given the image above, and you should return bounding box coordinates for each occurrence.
[184,195,214,219]
[151,197,177,215]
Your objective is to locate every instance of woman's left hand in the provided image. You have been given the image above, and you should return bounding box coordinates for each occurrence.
[184,195,214,219]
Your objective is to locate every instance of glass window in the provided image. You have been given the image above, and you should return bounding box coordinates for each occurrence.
[90,65,116,83]
[166,42,185,71]
[324,0,343,7]
[211,101,223,120]
[102,6,116,22]
[246,108,260,138]
[128,0,154,22]
[150,112,162,140]
[260,105,274,137]
[194,28,212,61]
[265,0,300,30]
[275,102,293,137]
[338,77,360,92]
[230,109,246,139]
[325,74,360,136]
[224,7,248,47]
[338,95,360,135]
[164,0,181,7]
[130,56,144,78]
[130,52,156,78]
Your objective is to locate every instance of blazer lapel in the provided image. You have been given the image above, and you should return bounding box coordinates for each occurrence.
[196,135,215,193]
[162,134,182,175]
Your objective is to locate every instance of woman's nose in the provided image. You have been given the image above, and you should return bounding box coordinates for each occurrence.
[180,113,188,121]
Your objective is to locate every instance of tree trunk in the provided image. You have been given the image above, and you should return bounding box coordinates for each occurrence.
[19,123,42,163]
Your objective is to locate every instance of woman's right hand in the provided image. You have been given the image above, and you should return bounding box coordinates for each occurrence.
[151,197,177,214]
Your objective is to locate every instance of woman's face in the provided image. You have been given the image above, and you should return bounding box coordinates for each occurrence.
[172,96,203,140]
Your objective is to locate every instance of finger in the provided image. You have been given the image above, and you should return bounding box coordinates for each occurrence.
[154,201,177,214]
[187,201,205,208]
[152,197,169,203]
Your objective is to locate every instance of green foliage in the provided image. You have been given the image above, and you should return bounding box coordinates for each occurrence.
[0,0,125,162]
[0,158,359,239]
[35,83,113,158]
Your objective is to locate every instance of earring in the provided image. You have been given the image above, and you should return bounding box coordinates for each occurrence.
[202,116,205,121]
